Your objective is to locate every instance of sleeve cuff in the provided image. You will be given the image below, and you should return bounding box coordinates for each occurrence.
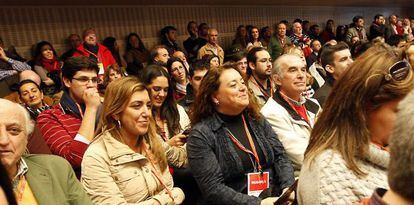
[7,58,14,64]
[74,133,90,145]
[152,193,171,205]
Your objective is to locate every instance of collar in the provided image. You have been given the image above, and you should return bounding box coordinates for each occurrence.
[365,143,390,169]
[368,188,389,205]
[100,130,147,162]
[12,158,29,188]
[273,90,320,120]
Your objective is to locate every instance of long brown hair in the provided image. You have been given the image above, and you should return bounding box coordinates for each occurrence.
[305,43,414,176]
[97,77,167,171]
[190,65,261,125]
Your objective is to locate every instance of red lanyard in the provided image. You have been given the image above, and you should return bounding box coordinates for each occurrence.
[14,175,27,205]
[84,48,101,62]
[142,143,174,201]
[279,91,310,125]
[250,77,273,100]
[226,115,262,172]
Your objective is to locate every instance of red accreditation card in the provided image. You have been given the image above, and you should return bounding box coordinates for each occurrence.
[247,171,269,197]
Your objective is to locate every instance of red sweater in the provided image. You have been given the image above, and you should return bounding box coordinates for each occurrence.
[73,43,116,70]
[37,104,88,171]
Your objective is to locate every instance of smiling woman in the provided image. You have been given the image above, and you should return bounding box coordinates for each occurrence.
[81,77,185,204]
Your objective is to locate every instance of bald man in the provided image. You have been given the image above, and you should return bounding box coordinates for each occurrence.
[197,28,224,65]
[0,99,92,204]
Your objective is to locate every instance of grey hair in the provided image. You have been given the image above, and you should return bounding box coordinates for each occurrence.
[272,54,303,77]
[388,90,414,200]
[0,99,34,135]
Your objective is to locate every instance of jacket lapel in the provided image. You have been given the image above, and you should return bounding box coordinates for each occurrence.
[25,159,55,205]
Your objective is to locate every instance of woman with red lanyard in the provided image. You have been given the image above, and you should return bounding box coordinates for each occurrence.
[82,77,185,204]
[187,66,295,205]
[33,41,63,96]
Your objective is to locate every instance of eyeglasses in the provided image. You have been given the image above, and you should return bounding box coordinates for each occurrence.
[384,60,411,81]
[72,77,99,84]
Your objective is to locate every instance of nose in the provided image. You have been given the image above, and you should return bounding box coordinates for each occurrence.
[141,105,150,117]
[0,127,10,146]
[158,89,167,97]
[347,57,354,66]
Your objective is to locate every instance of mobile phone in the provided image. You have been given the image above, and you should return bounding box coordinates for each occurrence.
[182,128,191,135]
[274,179,298,205]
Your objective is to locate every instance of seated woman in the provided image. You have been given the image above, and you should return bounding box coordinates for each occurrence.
[125,32,149,66]
[202,54,220,69]
[17,79,51,119]
[247,26,263,50]
[140,65,188,167]
[100,64,125,95]
[33,41,63,96]
[297,44,414,204]
[187,66,295,205]
[102,36,127,67]
[81,77,185,205]
[167,57,189,101]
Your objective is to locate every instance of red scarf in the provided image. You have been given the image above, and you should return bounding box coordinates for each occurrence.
[41,58,61,72]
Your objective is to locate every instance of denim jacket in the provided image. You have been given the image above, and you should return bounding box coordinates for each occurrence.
[187,111,295,205]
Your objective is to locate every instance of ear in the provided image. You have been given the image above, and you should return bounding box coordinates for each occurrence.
[325,64,335,74]
[211,92,219,104]
[112,114,119,121]
[248,62,256,71]
[272,74,282,86]
[62,77,72,89]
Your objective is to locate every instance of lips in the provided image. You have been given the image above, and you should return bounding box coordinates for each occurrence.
[0,150,12,156]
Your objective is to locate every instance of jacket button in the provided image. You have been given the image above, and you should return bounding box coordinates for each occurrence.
[114,176,118,181]
[134,170,137,174]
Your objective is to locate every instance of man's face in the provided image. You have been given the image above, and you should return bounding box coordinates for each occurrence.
[311,40,322,52]
[84,33,97,46]
[356,18,364,27]
[390,15,398,25]
[376,16,385,25]
[250,50,272,79]
[189,23,198,36]
[190,69,208,94]
[155,48,170,65]
[293,23,302,35]
[208,30,218,45]
[277,24,287,37]
[173,51,187,63]
[406,45,414,68]
[63,69,98,104]
[411,19,414,28]
[167,30,177,42]
[69,35,81,49]
[200,25,209,36]
[276,56,307,97]
[328,49,353,79]
[19,82,43,109]
[0,103,28,174]
[313,27,321,35]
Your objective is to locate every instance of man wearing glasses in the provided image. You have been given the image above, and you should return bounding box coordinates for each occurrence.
[37,56,101,178]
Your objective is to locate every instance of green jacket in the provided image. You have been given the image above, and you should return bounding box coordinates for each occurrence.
[23,154,92,205]
[267,35,292,60]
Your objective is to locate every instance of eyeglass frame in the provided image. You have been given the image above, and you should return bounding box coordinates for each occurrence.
[72,76,99,84]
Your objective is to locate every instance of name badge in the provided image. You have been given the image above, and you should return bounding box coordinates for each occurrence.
[247,171,269,197]
[97,62,104,75]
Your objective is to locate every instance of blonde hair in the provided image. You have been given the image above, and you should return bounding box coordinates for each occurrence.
[305,43,414,176]
[97,77,167,171]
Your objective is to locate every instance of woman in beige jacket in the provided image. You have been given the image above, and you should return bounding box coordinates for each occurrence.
[81,77,185,205]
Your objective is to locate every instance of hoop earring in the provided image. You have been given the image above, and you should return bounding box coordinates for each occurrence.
[117,120,122,128]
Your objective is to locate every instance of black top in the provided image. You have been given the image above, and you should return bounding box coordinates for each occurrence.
[217,112,266,173]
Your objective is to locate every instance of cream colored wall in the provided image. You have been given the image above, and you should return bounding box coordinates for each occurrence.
[0,5,402,59]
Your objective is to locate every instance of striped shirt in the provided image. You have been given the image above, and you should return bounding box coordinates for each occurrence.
[0,58,31,80]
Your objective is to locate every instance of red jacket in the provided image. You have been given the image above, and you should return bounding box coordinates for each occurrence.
[73,43,116,71]
[37,104,88,174]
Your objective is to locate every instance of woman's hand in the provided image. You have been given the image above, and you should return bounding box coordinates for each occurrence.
[171,187,185,204]
[167,134,187,147]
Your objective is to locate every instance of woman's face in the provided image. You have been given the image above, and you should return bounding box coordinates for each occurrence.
[213,69,249,115]
[251,28,259,40]
[108,69,122,82]
[41,45,54,60]
[210,57,220,69]
[171,61,186,84]
[129,35,140,49]
[236,57,248,75]
[367,99,401,147]
[149,76,169,108]
[119,90,151,138]
[19,82,43,109]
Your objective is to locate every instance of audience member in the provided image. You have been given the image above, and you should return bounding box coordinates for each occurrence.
[260,26,272,48]
[268,22,292,61]
[314,42,353,106]
[229,51,248,77]
[261,54,321,174]
[73,28,116,75]
[289,22,311,49]
[385,15,399,41]
[187,66,295,205]
[360,90,414,205]
[346,15,368,44]
[60,34,82,62]
[247,47,275,107]
[160,26,180,55]
[18,79,51,119]
[196,23,209,50]
[369,14,386,40]
[37,56,101,177]
[124,32,149,66]
[101,64,125,93]
[102,36,127,67]
[166,57,189,101]
[178,60,208,112]
[81,77,184,204]
[149,45,170,66]
[202,54,220,69]
[336,25,348,42]
[298,44,414,204]
[183,21,199,63]
[33,41,63,96]
[308,24,323,43]
[232,25,249,48]
[0,99,92,204]
[306,39,321,66]
[198,28,224,65]
[172,50,190,73]
[320,19,336,43]
[247,26,263,50]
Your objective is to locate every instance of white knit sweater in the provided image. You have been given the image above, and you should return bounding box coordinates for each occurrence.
[297,144,389,205]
